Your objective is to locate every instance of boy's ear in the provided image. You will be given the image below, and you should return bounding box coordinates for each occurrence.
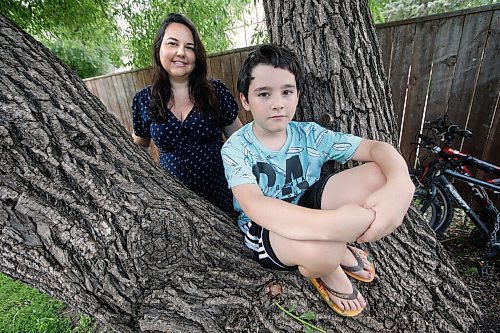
[239,92,250,111]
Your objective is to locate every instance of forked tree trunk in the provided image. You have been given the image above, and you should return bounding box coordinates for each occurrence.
[0,5,479,333]
[261,0,481,332]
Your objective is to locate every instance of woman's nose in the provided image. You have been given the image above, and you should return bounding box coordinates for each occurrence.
[176,47,185,57]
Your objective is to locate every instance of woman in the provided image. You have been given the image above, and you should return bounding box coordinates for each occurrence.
[132,13,242,213]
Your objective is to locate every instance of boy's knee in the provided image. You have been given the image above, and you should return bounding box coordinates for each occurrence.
[364,162,386,189]
[298,265,314,278]
[295,242,345,277]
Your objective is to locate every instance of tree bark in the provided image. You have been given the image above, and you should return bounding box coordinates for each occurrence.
[0,4,479,333]
[261,0,481,332]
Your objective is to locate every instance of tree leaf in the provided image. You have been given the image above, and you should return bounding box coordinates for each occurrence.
[299,311,316,320]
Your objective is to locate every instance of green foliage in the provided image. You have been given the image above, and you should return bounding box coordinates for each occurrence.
[45,39,114,79]
[370,0,499,23]
[2,0,250,75]
[251,22,270,45]
[120,0,250,69]
[1,0,124,78]
[369,0,391,23]
[0,273,96,333]
[274,302,326,333]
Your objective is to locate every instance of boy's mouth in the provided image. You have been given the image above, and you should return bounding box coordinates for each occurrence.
[269,115,286,119]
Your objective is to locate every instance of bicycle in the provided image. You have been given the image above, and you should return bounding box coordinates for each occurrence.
[408,116,500,276]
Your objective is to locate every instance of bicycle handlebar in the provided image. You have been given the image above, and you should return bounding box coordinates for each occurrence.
[448,125,473,138]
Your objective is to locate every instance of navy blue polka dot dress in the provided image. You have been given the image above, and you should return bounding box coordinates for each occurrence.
[132,79,239,214]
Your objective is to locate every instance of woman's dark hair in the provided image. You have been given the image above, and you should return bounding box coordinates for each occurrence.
[237,44,303,99]
[149,13,219,122]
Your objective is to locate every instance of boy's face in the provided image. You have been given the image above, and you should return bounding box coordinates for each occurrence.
[240,64,298,137]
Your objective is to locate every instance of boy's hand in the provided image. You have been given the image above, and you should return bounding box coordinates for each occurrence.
[356,180,414,243]
[333,204,376,242]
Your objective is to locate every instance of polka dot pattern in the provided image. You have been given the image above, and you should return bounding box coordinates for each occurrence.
[132,79,239,213]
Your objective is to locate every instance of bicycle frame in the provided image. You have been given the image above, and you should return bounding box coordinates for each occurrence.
[434,170,498,237]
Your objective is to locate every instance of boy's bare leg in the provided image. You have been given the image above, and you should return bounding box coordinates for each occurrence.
[270,163,387,310]
[269,232,365,311]
[322,162,386,279]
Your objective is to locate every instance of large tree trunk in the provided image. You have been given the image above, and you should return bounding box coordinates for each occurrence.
[0,4,479,333]
[262,0,481,332]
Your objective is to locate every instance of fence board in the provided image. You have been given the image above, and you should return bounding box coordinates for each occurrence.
[229,51,247,123]
[121,72,139,119]
[84,79,98,99]
[482,97,500,168]
[424,15,464,122]
[376,26,394,79]
[111,75,132,132]
[207,56,213,77]
[400,20,439,161]
[462,10,500,162]
[388,23,416,133]
[209,56,223,82]
[140,69,152,88]
[103,76,124,126]
[446,11,492,130]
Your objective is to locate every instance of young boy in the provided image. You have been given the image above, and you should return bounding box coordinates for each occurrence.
[221,44,414,316]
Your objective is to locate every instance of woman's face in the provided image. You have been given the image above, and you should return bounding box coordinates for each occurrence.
[159,22,196,81]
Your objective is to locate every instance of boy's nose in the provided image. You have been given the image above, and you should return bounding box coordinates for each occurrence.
[272,98,284,110]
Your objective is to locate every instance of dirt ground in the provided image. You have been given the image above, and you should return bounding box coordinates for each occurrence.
[439,211,499,333]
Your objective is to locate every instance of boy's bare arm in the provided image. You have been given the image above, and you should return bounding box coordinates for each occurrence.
[352,140,415,242]
[232,184,375,242]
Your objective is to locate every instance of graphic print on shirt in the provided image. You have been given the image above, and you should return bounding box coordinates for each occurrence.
[252,154,309,202]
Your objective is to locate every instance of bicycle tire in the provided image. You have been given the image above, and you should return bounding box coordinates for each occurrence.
[413,182,453,236]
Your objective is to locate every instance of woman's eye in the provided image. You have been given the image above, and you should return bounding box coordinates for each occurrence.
[283,90,294,96]
[186,46,195,51]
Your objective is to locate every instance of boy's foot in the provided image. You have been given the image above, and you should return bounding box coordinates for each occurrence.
[310,266,366,317]
[340,246,375,283]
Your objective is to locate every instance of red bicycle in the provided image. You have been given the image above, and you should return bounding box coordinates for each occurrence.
[409,116,500,276]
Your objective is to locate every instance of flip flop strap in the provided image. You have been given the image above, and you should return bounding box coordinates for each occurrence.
[340,246,364,272]
[318,278,359,300]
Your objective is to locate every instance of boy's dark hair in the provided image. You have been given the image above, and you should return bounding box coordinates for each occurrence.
[237,44,303,99]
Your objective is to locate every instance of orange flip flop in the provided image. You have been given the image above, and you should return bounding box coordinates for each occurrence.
[341,246,376,283]
[310,278,364,317]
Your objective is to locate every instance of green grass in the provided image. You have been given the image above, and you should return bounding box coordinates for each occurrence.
[0,273,96,333]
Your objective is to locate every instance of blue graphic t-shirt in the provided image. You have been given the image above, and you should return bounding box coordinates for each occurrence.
[221,121,362,229]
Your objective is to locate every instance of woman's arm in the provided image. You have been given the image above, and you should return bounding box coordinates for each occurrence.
[132,133,151,153]
[223,117,243,138]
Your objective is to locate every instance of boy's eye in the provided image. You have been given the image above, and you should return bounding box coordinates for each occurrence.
[257,92,270,97]
[283,89,294,96]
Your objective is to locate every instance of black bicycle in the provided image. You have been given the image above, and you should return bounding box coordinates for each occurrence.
[409,116,500,275]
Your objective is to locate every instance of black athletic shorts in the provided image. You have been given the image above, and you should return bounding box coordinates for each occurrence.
[243,175,333,271]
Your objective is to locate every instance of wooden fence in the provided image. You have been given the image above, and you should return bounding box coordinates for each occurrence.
[84,4,499,169]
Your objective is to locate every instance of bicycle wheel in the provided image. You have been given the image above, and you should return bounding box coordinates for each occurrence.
[413,182,453,236]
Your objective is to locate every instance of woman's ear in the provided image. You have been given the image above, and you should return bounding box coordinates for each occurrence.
[239,93,250,111]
